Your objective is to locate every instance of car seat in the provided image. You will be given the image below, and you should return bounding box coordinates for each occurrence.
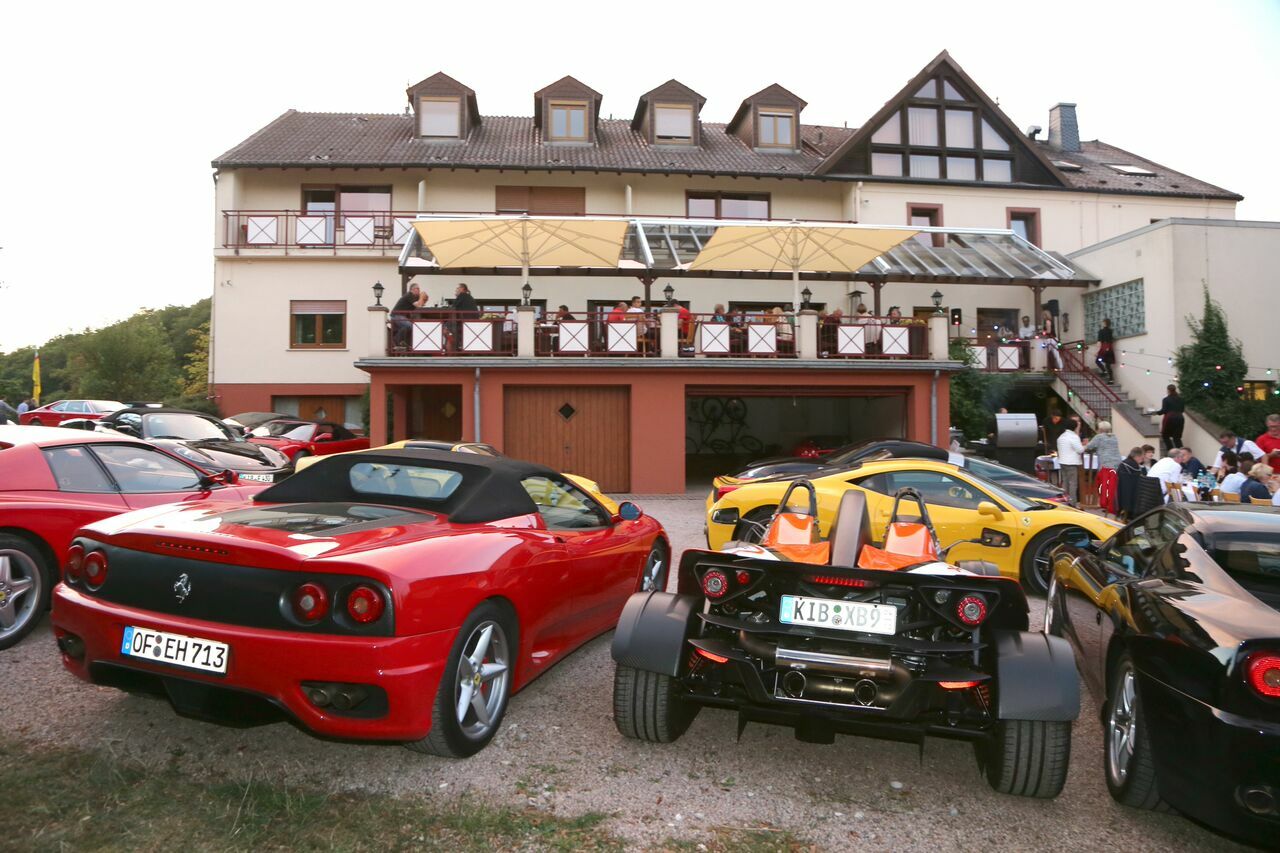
[759,480,831,565]
[826,490,871,567]
[857,487,942,571]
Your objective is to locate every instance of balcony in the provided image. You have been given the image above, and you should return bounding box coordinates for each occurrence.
[222,210,424,251]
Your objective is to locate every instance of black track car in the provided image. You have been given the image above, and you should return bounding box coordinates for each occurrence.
[96,407,292,483]
[1048,504,1280,848]
[717,439,1067,504]
[613,486,1080,797]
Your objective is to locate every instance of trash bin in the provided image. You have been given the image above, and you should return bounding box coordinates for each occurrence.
[994,413,1039,474]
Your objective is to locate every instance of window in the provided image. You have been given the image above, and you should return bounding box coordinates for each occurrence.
[316,423,355,442]
[1105,164,1156,176]
[976,307,1018,339]
[1052,160,1083,171]
[981,119,1009,151]
[349,461,463,501]
[909,154,940,178]
[942,79,964,101]
[1007,208,1041,246]
[914,80,937,99]
[1083,278,1146,342]
[871,152,903,176]
[757,109,795,147]
[300,186,392,244]
[91,444,203,493]
[290,300,346,348]
[856,469,992,510]
[871,112,900,144]
[983,160,1013,182]
[142,413,231,441]
[43,446,114,492]
[521,476,610,529]
[907,107,938,146]
[419,97,461,138]
[1243,381,1276,401]
[944,109,974,148]
[339,186,392,214]
[549,101,588,141]
[654,103,694,142]
[301,187,336,244]
[1100,510,1182,576]
[946,156,976,181]
[907,204,942,247]
[686,191,769,220]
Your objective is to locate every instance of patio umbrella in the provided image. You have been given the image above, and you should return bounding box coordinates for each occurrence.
[688,221,919,309]
[412,216,631,286]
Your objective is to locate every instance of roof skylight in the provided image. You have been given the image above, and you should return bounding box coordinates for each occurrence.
[1105,163,1156,176]
[1051,160,1082,171]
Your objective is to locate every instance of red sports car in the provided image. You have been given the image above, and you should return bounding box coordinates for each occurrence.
[19,399,125,427]
[52,449,668,757]
[0,425,267,650]
[247,419,369,461]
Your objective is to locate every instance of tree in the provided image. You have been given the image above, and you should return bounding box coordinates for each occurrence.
[1175,287,1247,413]
[74,314,179,402]
[181,322,210,398]
[948,338,1013,441]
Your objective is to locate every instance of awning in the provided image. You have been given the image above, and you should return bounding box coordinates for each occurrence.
[400,215,1098,290]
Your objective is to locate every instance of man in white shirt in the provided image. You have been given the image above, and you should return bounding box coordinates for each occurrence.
[1017,315,1036,339]
[1211,431,1264,471]
[1056,419,1084,502]
[1148,448,1190,501]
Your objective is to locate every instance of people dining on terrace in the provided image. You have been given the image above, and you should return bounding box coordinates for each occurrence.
[607,302,627,323]
[1240,463,1275,503]
[554,304,576,322]
[390,282,428,349]
[710,304,730,323]
[772,307,795,352]
[821,308,844,355]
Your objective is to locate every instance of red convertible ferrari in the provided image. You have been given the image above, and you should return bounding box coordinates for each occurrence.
[52,449,668,757]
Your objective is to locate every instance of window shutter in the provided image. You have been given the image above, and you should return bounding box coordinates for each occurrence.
[290,300,345,315]
[528,187,586,215]
[496,185,531,212]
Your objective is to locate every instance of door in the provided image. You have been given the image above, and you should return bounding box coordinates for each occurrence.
[414,385,463,441]
[504,386,630,492]
[87,443,215,510]
[297,396,346,424]
[850,468,1020,572]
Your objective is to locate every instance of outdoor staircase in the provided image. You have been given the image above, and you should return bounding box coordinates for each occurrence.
[1055,342,1160,439]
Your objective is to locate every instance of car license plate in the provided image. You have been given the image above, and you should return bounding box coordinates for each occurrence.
[239,473,274,483]
[779,595,897,636]
[121,625,229,674]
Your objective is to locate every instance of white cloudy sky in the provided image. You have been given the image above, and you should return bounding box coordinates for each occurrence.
[1,0,1277,351]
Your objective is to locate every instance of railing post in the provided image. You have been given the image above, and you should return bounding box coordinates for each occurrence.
[659,308,679,359]
[927,314,948,360]
[798,310,819,359]
[368,304,390,357]
[516,306,536,358]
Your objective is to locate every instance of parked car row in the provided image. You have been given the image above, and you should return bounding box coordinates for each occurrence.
[1,425,1275,848]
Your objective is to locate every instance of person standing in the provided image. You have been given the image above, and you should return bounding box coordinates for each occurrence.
[0,397,18,425]
[1056,418,1085,503]
[1095,318,1115,382]
[1149,384,1185,451]
[1039,309,1062,369]
[16,398,30,415]
[1085,420,1122,515]
[1116,446,1147,520]
[1018,315,1036,339]
[1211,430,1265,472]
[1255,414,1280,468]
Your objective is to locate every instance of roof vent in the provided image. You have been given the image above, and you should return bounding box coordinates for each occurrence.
[1048,103,1080,152]
[1026,125,1042,140]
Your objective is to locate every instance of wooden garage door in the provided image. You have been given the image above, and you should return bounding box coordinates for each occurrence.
[504,386,630,492]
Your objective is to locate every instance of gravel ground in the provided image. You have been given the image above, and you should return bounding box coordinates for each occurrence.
[1,495,1250,851]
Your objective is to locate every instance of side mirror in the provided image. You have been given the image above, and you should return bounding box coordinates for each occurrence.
[314,433,334,442]
[710,507,740,526]
[198,469,237,489]
[617,501,642,522]
[977,501,1003,520]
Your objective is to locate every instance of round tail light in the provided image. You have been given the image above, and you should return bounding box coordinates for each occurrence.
[347,585,385,623]
[83,551,108,589]
[1245,652,1280,698]
[701,570,728,599]
[291,582,329,622]
[956,594,988,627]
[735,569,752,586]
[65,544,85,584]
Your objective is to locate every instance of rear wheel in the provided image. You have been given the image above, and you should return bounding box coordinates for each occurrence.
[733,506,776,544]
[638,540,669,593]
[1104,654,1168,810]
[406,602,515,758]
[0,535,51,651]
[613,664,698,742]
[27,419,42,427]
[983,718,1072,798]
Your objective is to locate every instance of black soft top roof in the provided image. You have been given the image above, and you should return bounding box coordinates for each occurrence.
[253,448,556,524]
[104,406,217,418]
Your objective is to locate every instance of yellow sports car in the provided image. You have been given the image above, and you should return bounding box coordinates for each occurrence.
[706,457,1119,593]
[296,440,617,514]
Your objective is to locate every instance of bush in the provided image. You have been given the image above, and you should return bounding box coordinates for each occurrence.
[948,338,1013,441]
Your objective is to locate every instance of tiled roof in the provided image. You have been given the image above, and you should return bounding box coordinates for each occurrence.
[211,110,1239,200]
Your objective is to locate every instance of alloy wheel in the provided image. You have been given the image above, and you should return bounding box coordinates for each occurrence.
[641,547,665,593]
[0,550,41,640]
[1107,667,1137,786]
[454,621,510,739]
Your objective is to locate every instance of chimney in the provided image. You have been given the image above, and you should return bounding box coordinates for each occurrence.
[1048,103,1080,152]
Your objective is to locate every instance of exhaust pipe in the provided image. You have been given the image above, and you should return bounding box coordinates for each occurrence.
[782,670,806,698]
[775,646,894,678]
[1239,785,1276,815]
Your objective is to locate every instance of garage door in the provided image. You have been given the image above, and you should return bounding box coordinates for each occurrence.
[503,386,630,492]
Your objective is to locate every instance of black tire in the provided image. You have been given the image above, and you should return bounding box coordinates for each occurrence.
[0,533,52,651]
[1020,527,1081,596]
[1103,654,1168,810]
[983,718,1072,798]
[613,663,698,742]
[293,450,312,460]
[637,539,670,593]
[733,506,776,544]
[27,419,42,427]
[406,601,517,758]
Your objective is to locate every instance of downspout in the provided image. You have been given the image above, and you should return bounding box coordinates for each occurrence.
[930,370,939,446]
[473,367,482,442]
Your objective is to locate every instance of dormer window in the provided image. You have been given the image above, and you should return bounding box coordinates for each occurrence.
[549,101,588,141]
[419,97,461,138]
[758,109,795,148]
[654,104,694,143]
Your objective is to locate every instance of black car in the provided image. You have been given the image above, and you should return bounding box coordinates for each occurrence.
[1047,504,1280,847]
[97,407,292,483]
[721,439,1067,504]
[613,487,1080,798]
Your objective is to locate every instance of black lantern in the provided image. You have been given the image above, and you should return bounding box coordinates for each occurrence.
[801,286,813,307]
[372,280,385,306]
[521,282,532,306]
[663,283,675,305]
[931,289,944,313]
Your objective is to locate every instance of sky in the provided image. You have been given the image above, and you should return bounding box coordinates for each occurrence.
[1,0,1277,352]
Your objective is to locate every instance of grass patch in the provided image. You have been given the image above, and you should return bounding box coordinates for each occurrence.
[3,738,619,852]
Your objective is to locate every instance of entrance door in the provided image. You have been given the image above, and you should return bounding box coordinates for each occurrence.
[413,386,463,441]
[504,386,630,492]
[296,396,346,424]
